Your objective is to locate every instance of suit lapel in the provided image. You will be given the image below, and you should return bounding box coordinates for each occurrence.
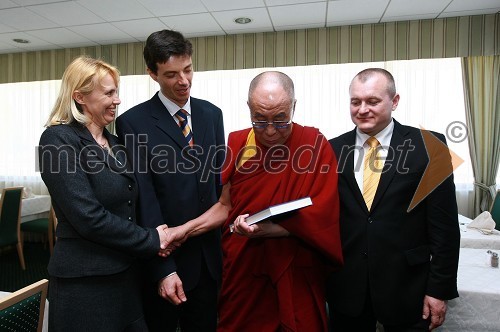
[370,120,409,211]
[340,129,368,211]
[150,93,190,149]
[190,98,208,149]
[71,123,134,180]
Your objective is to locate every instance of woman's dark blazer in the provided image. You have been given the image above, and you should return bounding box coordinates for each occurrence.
[39,122,160,277]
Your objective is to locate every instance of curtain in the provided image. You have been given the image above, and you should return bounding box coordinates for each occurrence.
[461,55,500,216]
[0,58,478,217]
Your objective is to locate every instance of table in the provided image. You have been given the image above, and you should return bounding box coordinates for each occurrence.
[459,214,500,250]
[20,195,51,223]
[437,248,500,332]
[0,291,48,332]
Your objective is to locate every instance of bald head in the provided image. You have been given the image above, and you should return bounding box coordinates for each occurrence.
[248,71,295,103]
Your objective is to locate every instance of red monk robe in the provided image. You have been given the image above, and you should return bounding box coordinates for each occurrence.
[217,124,343,332]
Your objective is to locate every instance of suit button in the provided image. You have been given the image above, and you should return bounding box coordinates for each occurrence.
[367,217,373,223]
[362,252,368,258]
[128,184,133,191]
[128,216,133,221]
[200,196,205,202]
[128,200,132,206]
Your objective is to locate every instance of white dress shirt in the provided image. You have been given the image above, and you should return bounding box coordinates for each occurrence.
[354,120,394,192]
[158,91,193,131]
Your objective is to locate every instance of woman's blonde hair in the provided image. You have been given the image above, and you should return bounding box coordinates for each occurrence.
[45,55,120,127]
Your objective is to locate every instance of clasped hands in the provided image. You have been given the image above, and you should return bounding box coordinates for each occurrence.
[156,225,187,257]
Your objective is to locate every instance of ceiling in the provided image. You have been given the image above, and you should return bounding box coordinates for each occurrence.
[0,0,498,55]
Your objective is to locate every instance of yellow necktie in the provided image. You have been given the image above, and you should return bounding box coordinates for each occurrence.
[363,137,382,211]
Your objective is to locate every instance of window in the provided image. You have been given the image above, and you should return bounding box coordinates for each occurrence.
[1,58,493,215]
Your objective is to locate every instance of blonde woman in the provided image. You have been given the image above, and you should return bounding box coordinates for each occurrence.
[39,55,169,331]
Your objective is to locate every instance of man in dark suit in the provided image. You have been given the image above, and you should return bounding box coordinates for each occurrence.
[326,68,460,331]
[116,30,224,332]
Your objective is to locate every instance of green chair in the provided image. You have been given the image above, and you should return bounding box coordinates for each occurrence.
[0,187,25,270]
[21,207,56,255]
[0,279,48,332]
[491,190,500,231]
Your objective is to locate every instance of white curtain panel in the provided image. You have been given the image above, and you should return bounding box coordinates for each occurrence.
[0,58,485,216]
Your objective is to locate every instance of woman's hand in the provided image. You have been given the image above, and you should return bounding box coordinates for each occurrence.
[156,225,187,257]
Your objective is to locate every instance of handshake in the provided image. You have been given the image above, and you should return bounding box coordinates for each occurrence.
[156,224,188,257]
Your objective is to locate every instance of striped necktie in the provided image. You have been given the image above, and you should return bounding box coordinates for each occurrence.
[363,137,382,211]
[175,109,194,147]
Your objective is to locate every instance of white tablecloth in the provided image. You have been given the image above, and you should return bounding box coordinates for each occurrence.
[459,214,500,250]
[20,195,51,223]
[437,248,500,332]
[0,291,48,332]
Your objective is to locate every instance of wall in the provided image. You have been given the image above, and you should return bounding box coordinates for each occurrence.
[0,13,498,84]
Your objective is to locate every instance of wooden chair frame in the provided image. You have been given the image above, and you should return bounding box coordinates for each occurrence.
[0,279,48,332]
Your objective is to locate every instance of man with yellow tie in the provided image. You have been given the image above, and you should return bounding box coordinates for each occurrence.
[326,68,460,331]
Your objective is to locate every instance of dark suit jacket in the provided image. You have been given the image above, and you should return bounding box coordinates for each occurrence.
[115,93,224,290]
[326,120,460,325]
[39,123,160,278]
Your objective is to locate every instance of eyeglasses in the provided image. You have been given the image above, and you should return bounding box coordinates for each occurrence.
[251,119,292,130]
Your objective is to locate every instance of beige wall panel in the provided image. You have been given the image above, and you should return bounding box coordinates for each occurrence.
[54,50,67,81]
[208,36,218,71]
[470,15,485,55]
[420,20,432,59]
[244,34,256,69]
[225,35,235,70]
[0,14,498,83]
[318,28,328,65]
[234,34,245,69]
[457,16,471,57]
[373,24,385,61]
[254,33,265,69]
[444,17,458,57]
[408,21,420,59]
[328,27,340,64]
[11,54,22,83]
[0,54,8,82]
[264,32,275,68]
[306,29,317,65]
[275,31,286,67]
[396,21,408,60]
[483,15,495,55]
[296,29,306,66]
[285,30,296,67]
[433,19,445,58]
[350,25,362,63]
[39,51,51,81]
[362,24,373,62]
[339,25,350,63]
[385,22,396,61]
[25,52,37,82]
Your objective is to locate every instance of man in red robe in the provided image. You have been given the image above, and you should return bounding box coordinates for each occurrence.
[163,71,343,331]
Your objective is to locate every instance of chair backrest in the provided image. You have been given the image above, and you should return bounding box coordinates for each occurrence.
[0,279,48,332]
[491,190,500,231]
[0,187,23,247]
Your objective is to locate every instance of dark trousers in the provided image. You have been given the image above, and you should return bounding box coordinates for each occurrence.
[144,260,218,332]
[328,292,430,332]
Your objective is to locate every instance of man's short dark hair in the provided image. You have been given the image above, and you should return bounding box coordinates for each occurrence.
[143,30,193,74]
